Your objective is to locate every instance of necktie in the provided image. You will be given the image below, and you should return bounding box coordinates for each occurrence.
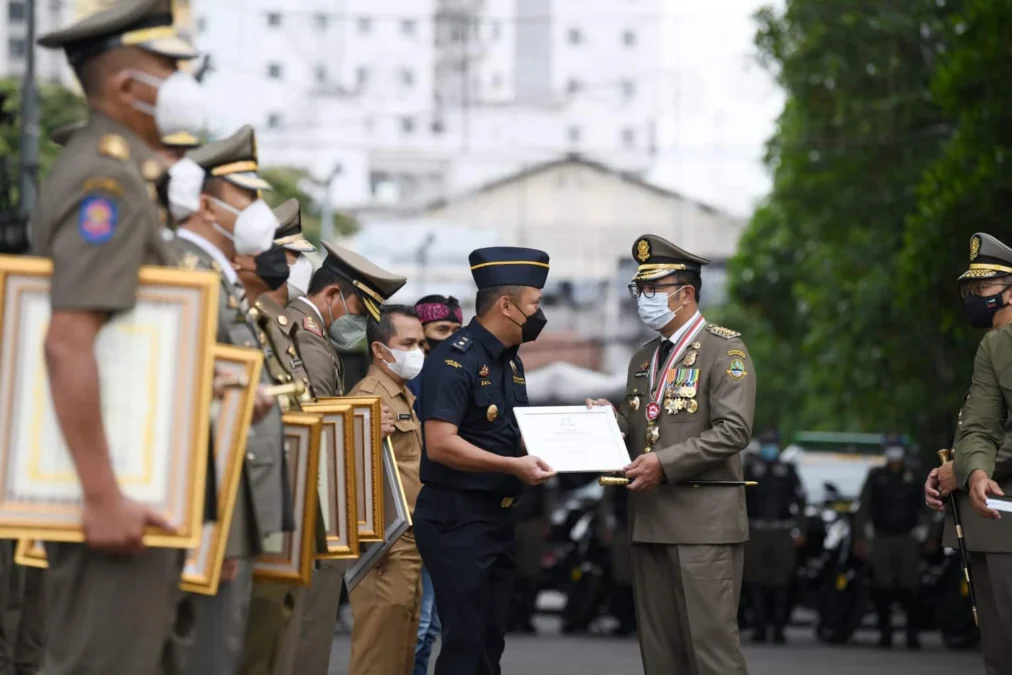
[657,338,673,367]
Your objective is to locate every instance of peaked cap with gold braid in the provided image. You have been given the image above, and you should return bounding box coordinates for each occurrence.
[187,125,270,191]
[319,242,406,321]
[958,233,1012,281]
[630,234,709,282]
[273,199,316,253]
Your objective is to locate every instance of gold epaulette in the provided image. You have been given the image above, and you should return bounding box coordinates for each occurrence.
[98,134,130,161]
[707,325,741,339]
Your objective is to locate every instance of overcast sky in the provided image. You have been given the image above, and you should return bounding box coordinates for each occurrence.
[649,0,784,217]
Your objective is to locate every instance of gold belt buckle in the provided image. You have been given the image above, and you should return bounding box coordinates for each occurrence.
[500,497,514,508]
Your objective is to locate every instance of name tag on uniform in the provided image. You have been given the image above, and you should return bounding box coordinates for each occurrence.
[634,370,648,378]
[290,358,303,369]
[398,413,411,421]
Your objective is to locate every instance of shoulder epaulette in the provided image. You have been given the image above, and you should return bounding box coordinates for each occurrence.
[707,324,741,339]
[640,336,662,348]
[98,134,130,161]
[451,333,473,352]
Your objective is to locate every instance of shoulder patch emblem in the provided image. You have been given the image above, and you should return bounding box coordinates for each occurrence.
[141,159,162,181]
[727,358,748,380]
[444,359,462,369]
[727,349,747,359]
[78,195,117,244]
[98,134,130,161]
[81,177,123,196]
[303,316,323,337]
[708,325,741,339]
[451,334,473,352]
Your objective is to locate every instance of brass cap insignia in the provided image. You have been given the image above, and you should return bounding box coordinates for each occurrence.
[98,134,129,161]
[970,235,981,261]
[636,239,650,262]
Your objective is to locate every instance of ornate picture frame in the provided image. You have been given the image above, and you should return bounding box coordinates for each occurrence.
[253,412,322,585]
[0,256,218,548]
[326,396,383,543]
[301,401,359,559]
[344,438,413,592]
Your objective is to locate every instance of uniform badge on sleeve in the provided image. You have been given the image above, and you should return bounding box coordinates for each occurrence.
[78,195,117,245]
[727,359,748,380]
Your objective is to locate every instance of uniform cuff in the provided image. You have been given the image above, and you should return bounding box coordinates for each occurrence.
[956,457,992,489]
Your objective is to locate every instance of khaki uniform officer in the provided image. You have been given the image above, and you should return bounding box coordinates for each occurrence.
[31,1,201,673]
[611,235,755,675]
[175,126,292,675]
[927,233,1012,674]
[285,243,406,675]
[348,306,426,675]
[233,205,317,675]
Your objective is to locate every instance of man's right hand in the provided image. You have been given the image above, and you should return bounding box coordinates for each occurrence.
[511,455,556,486]
[82,491,175,555]
[968,469,1004,519]
[585,398,615,414]
[251,385,275,423]
[924,468,945,512]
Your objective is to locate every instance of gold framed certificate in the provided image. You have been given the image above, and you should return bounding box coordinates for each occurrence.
[181,345,263,595]
[301,401,358,559]
[333,397,384,543]
[253,412,322,585]
[344,438,412,592]
[0,256,218,548]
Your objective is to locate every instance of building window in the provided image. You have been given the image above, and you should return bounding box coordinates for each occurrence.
[8,39,26,59]
[315,64,327,84]
[357,67,369,87]
[567,78,581,94]
[358,17,371,33]
[568,126,581,143]
[9,2,26,22]
[401,117,415,134]
[491,73,502,90]
[621,79,636,99]
[267,113,282,129]
[568,28,582,45]
[315,13,328,30]
[401,19,416,36]
[267,62,283,79]
[623,30,637,46]
[400,69,415,87]
[364,117,375,133]
[490,20,501,40]
[197,16,206,33]
[267,12,282,27]
[622,128,636,148]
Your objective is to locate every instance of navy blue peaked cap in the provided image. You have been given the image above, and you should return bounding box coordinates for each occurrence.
[469,246,550,290]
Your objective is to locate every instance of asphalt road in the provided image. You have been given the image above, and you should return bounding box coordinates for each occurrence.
[327,617,982,675]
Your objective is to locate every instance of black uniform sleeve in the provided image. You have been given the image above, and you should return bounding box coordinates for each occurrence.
[421,353,472,426]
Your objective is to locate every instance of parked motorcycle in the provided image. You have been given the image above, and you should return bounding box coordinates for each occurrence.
[813,483,870,644]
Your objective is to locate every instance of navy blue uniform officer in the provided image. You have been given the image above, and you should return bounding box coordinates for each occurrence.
[415,246,556,675]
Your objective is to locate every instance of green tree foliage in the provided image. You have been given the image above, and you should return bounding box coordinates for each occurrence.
[260,166,357,246]
[731,0,965,447]
[0,79,87,193]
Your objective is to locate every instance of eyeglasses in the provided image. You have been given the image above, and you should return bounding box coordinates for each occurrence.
[961,280,1012,299]
[627,283,682,300]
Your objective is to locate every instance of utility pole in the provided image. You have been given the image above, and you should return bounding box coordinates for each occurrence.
[319,163,343,245]
[20,0,39,222]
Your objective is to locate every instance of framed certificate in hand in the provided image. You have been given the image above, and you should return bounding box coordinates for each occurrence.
[335,396,384,543]
[0,255,218,548]
[253,412,322,585]
[302,401,358,560]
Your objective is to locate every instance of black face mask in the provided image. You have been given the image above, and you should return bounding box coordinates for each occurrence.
[255,246,290,291]
[425,337,446,353]
[508,301,548,343]
[964,290,1005,329]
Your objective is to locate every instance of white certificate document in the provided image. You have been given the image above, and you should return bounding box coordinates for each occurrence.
[514,406,630,473]
[986,498,1012,514]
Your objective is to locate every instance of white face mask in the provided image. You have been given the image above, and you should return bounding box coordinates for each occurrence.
[380,344,425,381]
[127,70,207,138]
[884,446,905,463]
[167,157,205,222]
[636,285,686,331]
[209,197,279,256]
[287,256,313,301]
